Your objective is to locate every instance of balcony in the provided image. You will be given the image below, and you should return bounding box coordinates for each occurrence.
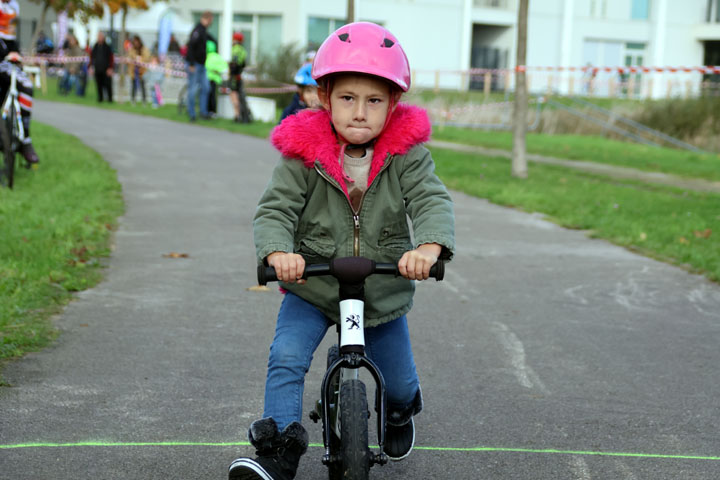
[474,0,515,9]
[472,0,516,26]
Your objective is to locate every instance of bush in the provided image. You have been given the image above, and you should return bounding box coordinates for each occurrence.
[255,43,304,85]
[632,97,720,152]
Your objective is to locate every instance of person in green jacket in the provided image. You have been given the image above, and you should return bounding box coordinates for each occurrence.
[205,39,228,118]
[228,22,455,480]
[229,32,252,123]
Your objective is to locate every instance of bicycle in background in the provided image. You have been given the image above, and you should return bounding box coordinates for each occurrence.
[0,62,26,189]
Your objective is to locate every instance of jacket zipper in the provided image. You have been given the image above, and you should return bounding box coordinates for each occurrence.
[315,155,394,257]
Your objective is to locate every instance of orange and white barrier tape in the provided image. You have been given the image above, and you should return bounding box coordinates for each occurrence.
[413,65,720,75]
[514,65,720,74]
[22,54,297,94]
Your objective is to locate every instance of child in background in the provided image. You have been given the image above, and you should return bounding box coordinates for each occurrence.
[128,35,150,105]
[146,55,165,109]
[205,39,228,118]
[228,22,455,480]
[278,61,320,123]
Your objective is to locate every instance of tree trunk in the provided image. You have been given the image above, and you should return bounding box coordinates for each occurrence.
[119,6,128,100]
[29,3,50,55]
[347,0,355,23]
[512,0,529,179]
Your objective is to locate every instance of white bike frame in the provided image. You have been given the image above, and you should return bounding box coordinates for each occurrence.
[1,67,25,147]
[332,298,366,438]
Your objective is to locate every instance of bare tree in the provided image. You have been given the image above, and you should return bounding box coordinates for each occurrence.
[512,0,529,179]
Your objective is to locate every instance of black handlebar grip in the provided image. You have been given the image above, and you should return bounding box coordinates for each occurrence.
[430,259,445,281]
[257,264,277,286]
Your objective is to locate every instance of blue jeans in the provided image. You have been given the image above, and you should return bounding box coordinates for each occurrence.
[263,292,420,431]
[60,72,77,95]
[186,63,209,119]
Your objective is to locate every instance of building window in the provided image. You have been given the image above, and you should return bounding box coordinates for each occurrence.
[707,0,720,22]
[233,14,253,62]
[590,0,607,18]
[257,15,282,60]
[307,17,345,50]
[230,13,281,64]
[631,0,650,20]
[624,42,646,66]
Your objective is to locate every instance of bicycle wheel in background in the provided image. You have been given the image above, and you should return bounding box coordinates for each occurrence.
[177,84,187,115]
[0,118,14,188]
[337,379,371,480]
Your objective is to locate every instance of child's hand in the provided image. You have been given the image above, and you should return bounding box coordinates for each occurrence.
[398,243,442,281]
[267,252,306,284]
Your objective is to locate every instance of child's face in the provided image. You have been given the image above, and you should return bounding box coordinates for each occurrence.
[300,86,320,109]
[323,75,392,145]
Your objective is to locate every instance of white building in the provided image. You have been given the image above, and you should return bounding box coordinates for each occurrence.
[19,0,720,97]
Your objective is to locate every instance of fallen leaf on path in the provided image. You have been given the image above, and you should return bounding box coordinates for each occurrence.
[693,229,712,239]
[247,285,271,292]
[163,252,190,258]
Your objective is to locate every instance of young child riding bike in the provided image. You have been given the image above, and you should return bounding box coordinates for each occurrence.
[228,22,455,480]
[0,43,40,166]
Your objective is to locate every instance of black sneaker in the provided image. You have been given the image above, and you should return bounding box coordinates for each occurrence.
[229,420,308,480]
[20,143,39,167]
[229,456,288,480]
[383,417,415,461]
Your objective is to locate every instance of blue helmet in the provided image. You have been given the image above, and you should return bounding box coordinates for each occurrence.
[293,63,317,86]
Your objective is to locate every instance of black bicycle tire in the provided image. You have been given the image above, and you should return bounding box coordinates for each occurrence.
[177,85,187,115]
[0,112,14,188]
[338,379,371,480]
[326,345,342,480]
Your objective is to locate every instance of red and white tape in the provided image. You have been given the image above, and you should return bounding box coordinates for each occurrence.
[22,54,297,93]
[516,65,720,74]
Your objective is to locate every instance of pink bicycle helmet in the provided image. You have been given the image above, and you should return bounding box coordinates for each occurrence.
[312,22,410,92]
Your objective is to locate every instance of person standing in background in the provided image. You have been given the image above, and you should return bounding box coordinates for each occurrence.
[60,34,84,95]
[205,39,227,118]
[0,0,19,52]
[229,31,251,123]
[186,11,213,121]
[128,35,151,105]
[90,32,114,103]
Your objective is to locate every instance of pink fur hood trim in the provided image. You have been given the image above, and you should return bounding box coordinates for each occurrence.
[270,103,431,190]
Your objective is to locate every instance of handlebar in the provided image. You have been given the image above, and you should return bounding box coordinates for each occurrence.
[257,256,445,286]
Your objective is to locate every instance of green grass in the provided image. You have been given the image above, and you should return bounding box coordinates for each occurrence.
[432,127,720,181]
[38,76,275,139]
[0,123,123,366]
[431,147,720,281]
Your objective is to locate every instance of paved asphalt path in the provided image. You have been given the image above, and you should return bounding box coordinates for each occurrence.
[1,101,719,479]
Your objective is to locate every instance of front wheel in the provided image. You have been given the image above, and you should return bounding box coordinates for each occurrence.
[337,379,371,480]
[326,345,342,480]
[177,84,187,115]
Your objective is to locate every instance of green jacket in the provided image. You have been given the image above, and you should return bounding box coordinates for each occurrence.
[205,51,228,84]
[255,104,455,326]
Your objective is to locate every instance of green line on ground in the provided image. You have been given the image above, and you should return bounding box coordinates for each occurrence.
[0,441,718,461]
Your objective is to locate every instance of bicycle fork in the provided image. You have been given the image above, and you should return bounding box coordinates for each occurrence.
[318,297,390,467]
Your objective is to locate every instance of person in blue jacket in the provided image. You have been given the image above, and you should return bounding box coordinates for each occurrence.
[278,61,320,123]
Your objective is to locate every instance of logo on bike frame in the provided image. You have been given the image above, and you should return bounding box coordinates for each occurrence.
[345,314,361,330]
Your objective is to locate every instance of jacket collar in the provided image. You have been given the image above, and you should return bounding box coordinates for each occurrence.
[270,103,431,189]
